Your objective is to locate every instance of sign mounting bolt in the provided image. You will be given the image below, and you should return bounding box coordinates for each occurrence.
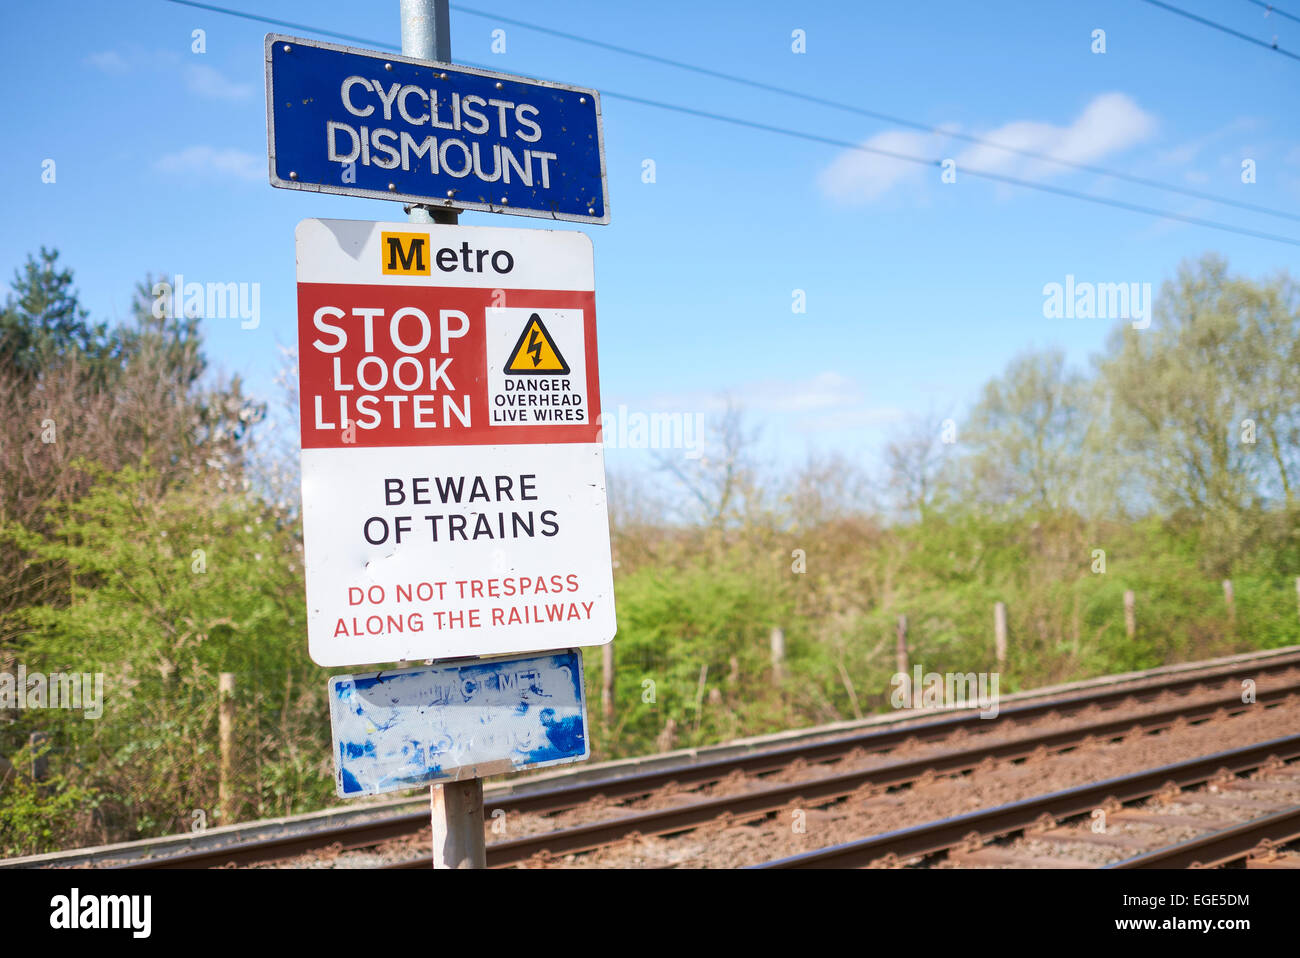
[289,171,297,180]
[495,81,503,89]
[588,207,595,214]
[388,183,396,191]
[384,62,393,71]
[439,72,448,80]
[282,44,291,53]
[579,96,586,103]
[446,190,454,197]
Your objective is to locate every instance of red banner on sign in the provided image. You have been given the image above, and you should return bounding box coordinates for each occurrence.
[296,284,600,449]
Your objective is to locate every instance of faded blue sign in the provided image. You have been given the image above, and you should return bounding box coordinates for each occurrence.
[265,34,609,224]
[327,650,588,797]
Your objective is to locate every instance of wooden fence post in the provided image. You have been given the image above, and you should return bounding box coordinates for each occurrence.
[1124,590,1136,640]
[656,717,677,753]
[692,664,708,735]
[993,602,1007,670]
[601,642,615,724]
[1223,579,1235,629]
[895,615,909,677]
[218,672,236,824]
[28,731,47,783]
[770,627,785,685]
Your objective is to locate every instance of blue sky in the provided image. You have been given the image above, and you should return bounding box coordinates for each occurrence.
[2,0,1298,478]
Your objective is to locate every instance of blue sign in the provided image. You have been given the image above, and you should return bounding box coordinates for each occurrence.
[327,649,589,797]
[265,34,609,224]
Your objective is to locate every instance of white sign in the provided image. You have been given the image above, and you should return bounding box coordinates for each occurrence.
[296,218,615,667]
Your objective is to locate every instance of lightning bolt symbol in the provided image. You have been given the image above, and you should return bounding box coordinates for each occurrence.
[526,326,544,367]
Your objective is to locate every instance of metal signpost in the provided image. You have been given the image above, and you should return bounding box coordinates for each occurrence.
[267,0,613,869]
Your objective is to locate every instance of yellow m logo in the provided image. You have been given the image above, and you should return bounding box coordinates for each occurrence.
[381,232,429,276]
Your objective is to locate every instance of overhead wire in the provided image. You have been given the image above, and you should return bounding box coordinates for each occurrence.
[1241,0,1300,26]
[160,0,1300,247]
[1139,0,1300,61]
[445,2,1300,224]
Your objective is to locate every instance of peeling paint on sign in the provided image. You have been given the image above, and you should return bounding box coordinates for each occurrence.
[327,650,588,797]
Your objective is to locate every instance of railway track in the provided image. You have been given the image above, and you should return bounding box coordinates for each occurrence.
[1110,805,1300,869]
[9,645,1299,870]
[756,733,1300,869]
[196,655,1300,868]
[378,680,1300,868]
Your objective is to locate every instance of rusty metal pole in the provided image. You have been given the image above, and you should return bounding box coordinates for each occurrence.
[401,0,485,869]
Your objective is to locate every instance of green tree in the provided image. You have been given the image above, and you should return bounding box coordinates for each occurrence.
[1097,255,1300,568]
[0,257,264,645]
[3,463,322,840]
[962,348,1095,516]
[0,247,114,382]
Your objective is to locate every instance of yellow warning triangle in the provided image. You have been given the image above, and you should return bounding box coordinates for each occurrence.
[504,313,570,374]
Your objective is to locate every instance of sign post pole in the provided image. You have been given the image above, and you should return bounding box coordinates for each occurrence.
[399,0,483,870]
[272,0,613,872]
[431,778,487,868]
[399,0,456,227]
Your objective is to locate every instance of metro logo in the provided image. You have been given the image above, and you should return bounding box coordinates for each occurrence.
[381,231,430,275]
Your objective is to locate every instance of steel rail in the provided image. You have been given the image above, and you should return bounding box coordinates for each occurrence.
[1106,806,1300,869]
[756,733,1300,868]
[378,682,1300,869]
[79,649,1300,870]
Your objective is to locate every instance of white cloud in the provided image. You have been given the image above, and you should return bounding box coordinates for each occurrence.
[86,50,130,74]
[185,63,254,100]
[625,371,899,435]
[1155,116,1256,167]
[154,146,262,182]
[804,405,904,431]
[958,93,1156,178]
[736,371,860,413]
[818,129,937,203]
[820,93,1157,205]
